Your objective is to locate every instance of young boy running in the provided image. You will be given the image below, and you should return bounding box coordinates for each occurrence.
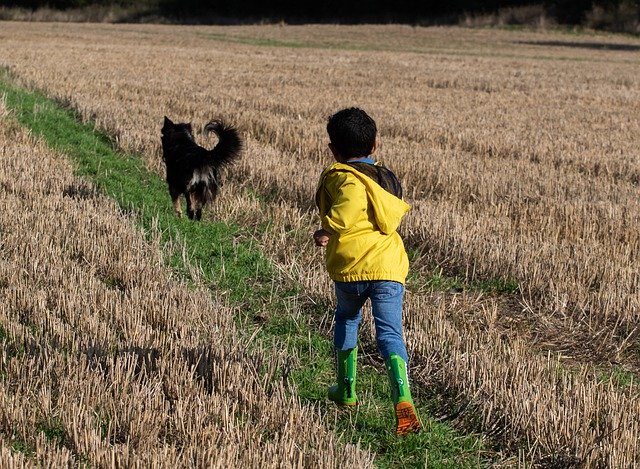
[313,107,421,436]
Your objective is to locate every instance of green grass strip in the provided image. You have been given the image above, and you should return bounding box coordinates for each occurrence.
[0,72,270,302]
[0,71,492,468]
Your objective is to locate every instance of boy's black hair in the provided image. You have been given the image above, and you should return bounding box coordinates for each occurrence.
[327,107,377,159]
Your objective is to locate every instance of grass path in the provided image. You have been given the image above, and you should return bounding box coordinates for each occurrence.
[0,72,494,467]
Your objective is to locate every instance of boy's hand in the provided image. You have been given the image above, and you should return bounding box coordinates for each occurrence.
[313,229,331,247]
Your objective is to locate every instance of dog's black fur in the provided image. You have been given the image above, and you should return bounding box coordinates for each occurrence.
[161,116,242,220]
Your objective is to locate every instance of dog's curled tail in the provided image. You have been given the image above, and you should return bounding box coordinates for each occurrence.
[204,119,243,167]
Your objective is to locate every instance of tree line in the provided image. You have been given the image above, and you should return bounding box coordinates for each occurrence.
[2,0,639,27]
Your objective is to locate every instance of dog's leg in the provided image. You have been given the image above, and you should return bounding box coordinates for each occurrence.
[170,189,183,217]
[201,185,219,221]
[187,192,197,220]
[194,196,203,221]
[173,198,183,217]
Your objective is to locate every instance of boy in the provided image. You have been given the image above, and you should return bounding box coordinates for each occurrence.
[313,107,421,436]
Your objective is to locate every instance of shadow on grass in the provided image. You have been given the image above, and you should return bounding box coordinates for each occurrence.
[516,40,640,52]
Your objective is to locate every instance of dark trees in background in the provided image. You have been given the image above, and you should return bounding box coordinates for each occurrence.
[544,0,634,23]
[1,0,151,9]
[546,0,594,23]
[1,0,638,28]
[143,0,547,22]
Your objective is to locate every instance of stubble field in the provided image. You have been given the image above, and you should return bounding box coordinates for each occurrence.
[0,21,639,467]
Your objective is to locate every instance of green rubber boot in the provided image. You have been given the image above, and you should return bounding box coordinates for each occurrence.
[327,347,358,406]
[386,353,421,435]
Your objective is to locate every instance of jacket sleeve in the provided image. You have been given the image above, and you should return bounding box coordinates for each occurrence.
[321,172,367,235]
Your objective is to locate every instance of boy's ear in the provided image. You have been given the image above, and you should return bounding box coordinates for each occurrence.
[370,138,379,155]
[328,143,342,161]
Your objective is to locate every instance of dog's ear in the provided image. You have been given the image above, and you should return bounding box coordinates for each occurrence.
[162,116,173,136]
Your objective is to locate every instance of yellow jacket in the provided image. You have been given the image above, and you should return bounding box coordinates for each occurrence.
[315,162,411,284]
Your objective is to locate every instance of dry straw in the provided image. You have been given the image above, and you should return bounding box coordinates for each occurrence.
[0,104,373,466]
[0,21,639,465]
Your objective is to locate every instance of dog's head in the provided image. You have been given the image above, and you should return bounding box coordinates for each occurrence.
[162,116,195,142]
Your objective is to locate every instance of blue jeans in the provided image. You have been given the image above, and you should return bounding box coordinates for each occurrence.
[334,280,409,364]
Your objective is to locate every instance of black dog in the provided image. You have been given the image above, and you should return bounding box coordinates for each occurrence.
[161,116,242,220]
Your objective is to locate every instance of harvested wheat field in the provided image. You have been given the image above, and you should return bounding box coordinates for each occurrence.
[0,21,639,467]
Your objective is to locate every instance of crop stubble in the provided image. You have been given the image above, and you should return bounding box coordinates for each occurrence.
[0,101,373,465]
[1,22,639,465]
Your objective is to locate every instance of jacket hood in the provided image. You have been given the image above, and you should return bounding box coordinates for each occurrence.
[319,163,411,234]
